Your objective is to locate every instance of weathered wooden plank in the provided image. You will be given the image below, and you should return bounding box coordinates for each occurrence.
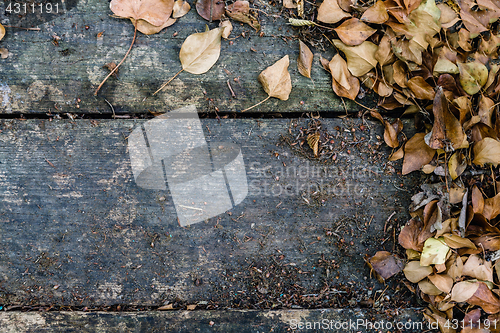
[0,117,417,308]
[0,0,355,114]
[0,309,435,332]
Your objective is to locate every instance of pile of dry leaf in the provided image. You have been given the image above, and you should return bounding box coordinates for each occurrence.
[289,0,500,330]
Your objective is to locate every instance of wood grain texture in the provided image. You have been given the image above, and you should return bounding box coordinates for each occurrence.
[0,308,429,332]
[0,118,417,307]
[0,0,356,115]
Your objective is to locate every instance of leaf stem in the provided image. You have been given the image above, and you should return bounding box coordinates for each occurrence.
[94,20,137,96]
[153,68,184,95]
[241,95,270,112]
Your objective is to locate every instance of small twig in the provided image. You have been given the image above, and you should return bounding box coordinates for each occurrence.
[104,99,116,119]
[384,211,396,234]
[241,96,270,112]
[95,20,138,95]
[153,68,184,95]
[3,25,40,31]
[227,80,236,98]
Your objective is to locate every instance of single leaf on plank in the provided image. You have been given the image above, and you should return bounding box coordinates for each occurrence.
[242,55,292,111]
[407,77,435,100]
[402,133,436,175]
[307,133,320,157]
[458,61,489,95]
[220,20,233,39]
[483,192,500,220]
[368,251,404,282]
[329,55,360,100]
[297,41,313,79]
[0,24,4,41]
[360,0,389,24]
[370,110,403,148]
[317,0,351,24]
[172,0,191,18]
[473,137,500,166]
[154,27,224,94]
[196,0,225,21]
[226,1,260,30]
[333,18,377,46]
[332,39,378,77]
[110,0,174,26]
[130,17,176,35]
[427,87,465,150]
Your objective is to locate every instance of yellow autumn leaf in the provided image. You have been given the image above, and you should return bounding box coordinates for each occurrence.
[332,39,378,77]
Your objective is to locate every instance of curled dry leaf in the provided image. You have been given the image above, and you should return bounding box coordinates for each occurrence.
[360,0,389,24]
[483,192,500,220]
[403,260,433,283]
[297,41,313,79]
[220,20,233,39]
[329,54,360,100]
[473,137,500,166]
[242,55,292,111]
[226,1,260,31]
[196,0,225,21]
[307,133,320,157]
[458,61,489,95]
[332,39,378,77]
[317,0,351,24]
[402,133,436,175]
[370,110,403,148]
[172,0,191,18]
[427,87,465,150]
[368,251,404,282]
[407,77,435,100]
[333,18,377,46]
[110,0,174,26]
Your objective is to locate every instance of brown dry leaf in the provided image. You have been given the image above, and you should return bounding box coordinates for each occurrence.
[242,56,292,111]
[447,255,463,281]
[329,54,360,100]
[427,87,465,150]
[0,24,4,42]
[110,0,174,26]
[226,1,260,30]
[158,303,175,310]
[283,0,298,8]
[370,110,403,148]
[393,60,408,87]
[298,41,313,79]
[172,0,191,18]
[483,193,500,220]
[451,280,480,302]
[196,0,225,21]
[443,234,477,249]
[418,279,444,295]
[368,251,404,281]
[333,18,377,46]
[402,133,437,175]
[360,0,389,24]
[478,96,495,127]
[317,0,351,24]
[403,260,433,283]
[473,137,500,166]
[460,0,490,37]
[186,304,197,310]
[130,17,176,34]
[389,145,404,161]
[428,273,454,294]
[448,152,466,180]
[437,3,459,28]
[0,48,8,59]
[467,282,500,314]
[375,35,395,67]
[450,187,466,204]
[458,61,489,95]
[462,254,494,282]
[473,234,500,251]
[180,27,224,74]
[307,133,320,157]
[220,20,233,39]
[407,77,435,100]
[399,217,433,251]
[332,40,378,77]
[472,185,485,214]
